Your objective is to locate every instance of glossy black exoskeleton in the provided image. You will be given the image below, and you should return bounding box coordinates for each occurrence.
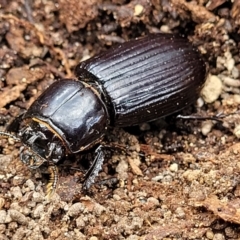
[0,33,207,197]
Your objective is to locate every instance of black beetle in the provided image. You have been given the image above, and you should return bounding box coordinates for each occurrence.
[0,33,207,197]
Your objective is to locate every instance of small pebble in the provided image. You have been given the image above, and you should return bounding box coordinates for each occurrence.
[201,120,213,136]
[224,51,235,72]
[116,159,129,180]
[201,75,222,103]
[0,211,7,224]
[134,4,143,16]
[32,192,44,203]
[11,186,23,199]
[160,25,171,33]
[175,207,185,219]
[131,216,143,229]
[68,203,85,217]
[8,221,18,230]
[32,204,44,218]
[0,155,12,172]
[113,194,121,201]
[233,94,240,104]
[93,203,106,216]
[147,197,159,206]
[197,97,204,107]
[232,66,239,78]
[233,124,240,138]
[169,163,178,172]
[7,209,27,225]
[206,230,214,239]
[89,237,98,240]
[76,217,85,229]
[225,226,237,238]
[221,75,240,87]
[178,153,196,164]
[226,58,235,72]
[183,169,201,181]
[213,233,225,240]
[25,179,35,191]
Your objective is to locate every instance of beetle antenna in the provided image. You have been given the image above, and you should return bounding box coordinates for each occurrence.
[0,131,21,142]
[46,165,59,199]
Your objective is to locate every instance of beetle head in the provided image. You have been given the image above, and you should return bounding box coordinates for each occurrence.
[0,118,64,198]
[18,120,65,167]
[0,118,65,169]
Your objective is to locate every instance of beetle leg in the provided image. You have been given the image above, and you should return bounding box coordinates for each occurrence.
[177,113,224,122]
[46,165,59,199]
[83,145,105,190]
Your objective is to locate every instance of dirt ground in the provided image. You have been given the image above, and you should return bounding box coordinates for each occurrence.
[0,0,240,239]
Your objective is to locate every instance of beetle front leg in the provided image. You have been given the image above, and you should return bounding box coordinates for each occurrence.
[83,145,105,190]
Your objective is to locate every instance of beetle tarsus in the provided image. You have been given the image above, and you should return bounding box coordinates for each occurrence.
[83,145,105,190]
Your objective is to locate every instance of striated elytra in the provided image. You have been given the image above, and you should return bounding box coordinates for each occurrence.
[0,33,207,197]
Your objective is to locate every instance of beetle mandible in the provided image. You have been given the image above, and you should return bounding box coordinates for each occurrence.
[0,33,207,197]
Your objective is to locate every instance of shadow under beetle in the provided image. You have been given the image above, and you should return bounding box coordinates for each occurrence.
[0,33,207,198]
